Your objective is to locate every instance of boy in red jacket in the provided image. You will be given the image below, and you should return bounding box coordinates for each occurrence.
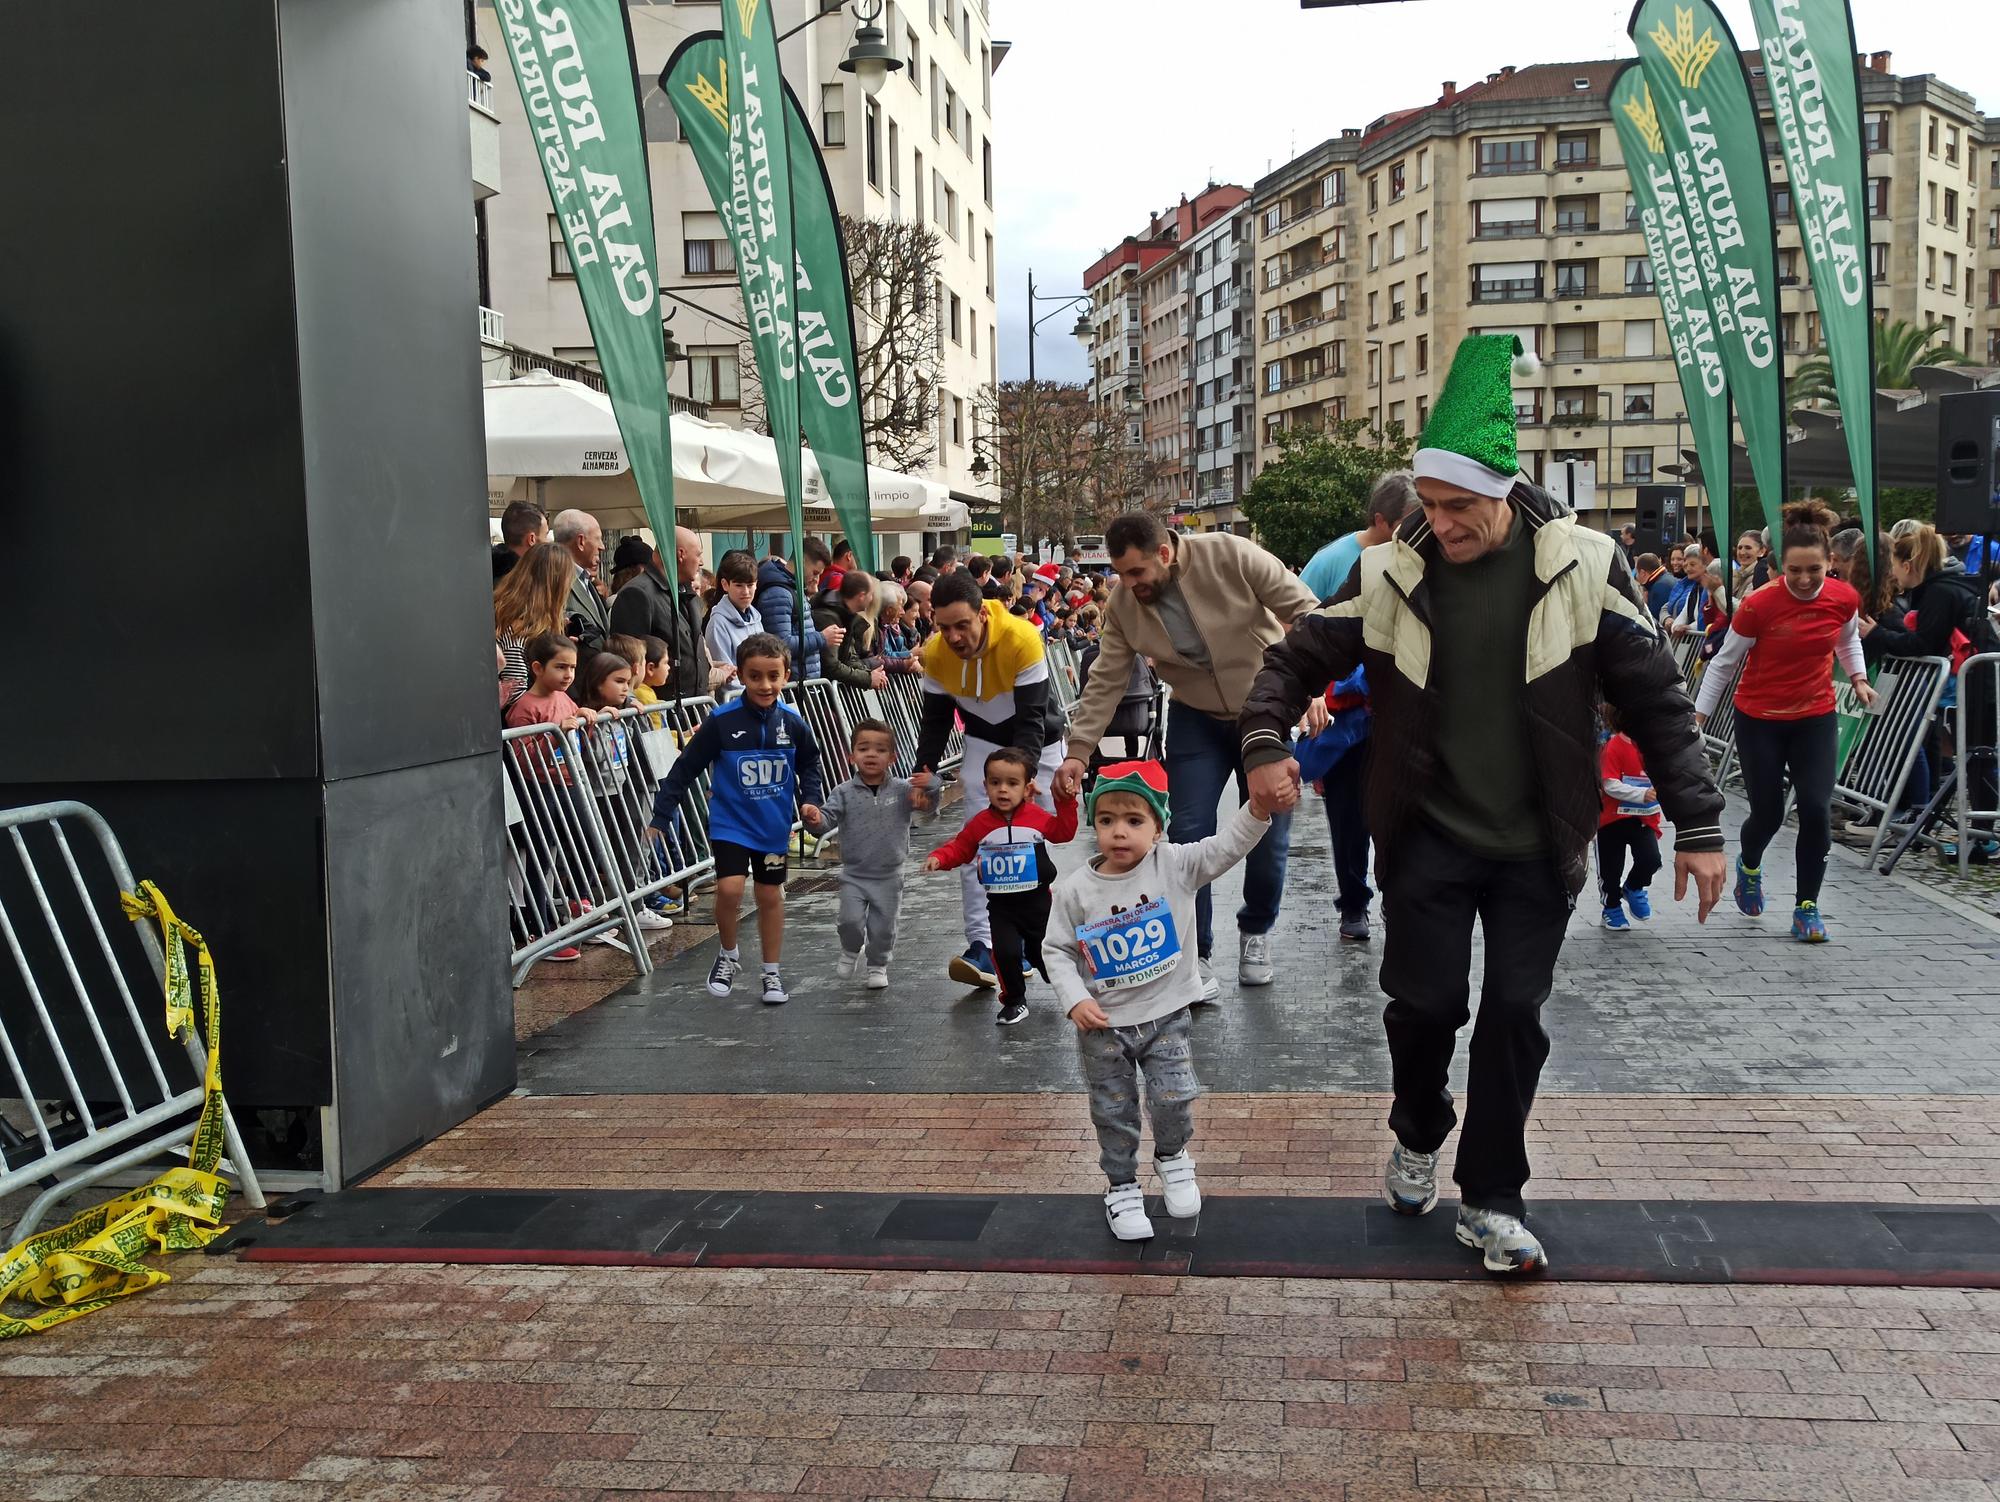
[1597,705,1663,931]
[927,747,1079,1025]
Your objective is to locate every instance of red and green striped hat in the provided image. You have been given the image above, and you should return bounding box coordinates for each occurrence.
[1087,760,1170,829]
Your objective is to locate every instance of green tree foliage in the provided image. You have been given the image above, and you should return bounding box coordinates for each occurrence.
[1787,317,1969,409]
[1240,420,1416,568]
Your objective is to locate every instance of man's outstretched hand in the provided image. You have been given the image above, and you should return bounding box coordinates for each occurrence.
[1674,849,1727,923]
[1053,757,1087,801]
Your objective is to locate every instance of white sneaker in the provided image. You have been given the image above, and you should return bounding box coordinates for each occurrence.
[1239,932,1273,987]
[1455,1204,1549,1275]
[1103,1182,1154,1241]
[865,965,890,989]
[1154,1151,1201,1218]
[1196,957,1220,1004]
[838,949,863,980]
[632,907,673,931]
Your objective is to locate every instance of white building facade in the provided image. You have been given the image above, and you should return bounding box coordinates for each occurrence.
[1186,206,1254,532]
[475,0,1002,525]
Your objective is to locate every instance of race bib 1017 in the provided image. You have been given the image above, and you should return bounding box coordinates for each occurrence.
[1075,895,1182,991]
[978,842,1038,894]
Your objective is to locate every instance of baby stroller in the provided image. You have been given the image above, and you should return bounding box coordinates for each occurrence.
[1077,644,1163,793]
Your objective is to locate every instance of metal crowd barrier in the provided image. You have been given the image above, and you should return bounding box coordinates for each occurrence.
[0,801,266,1239]
[1046,638,1082,718]
[1829,656,1951,866]
[1696,649,1749,784]
[1955,652,2000,875]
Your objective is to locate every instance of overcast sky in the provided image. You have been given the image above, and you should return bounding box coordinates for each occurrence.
[990,0,1998,385]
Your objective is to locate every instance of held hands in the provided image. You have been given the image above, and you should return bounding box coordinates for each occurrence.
[1053,758,1087,801]
[1068,998,1109,1031]
[799,804,823,828]
[1674,849,1727,924]
[1245,757,1301,820]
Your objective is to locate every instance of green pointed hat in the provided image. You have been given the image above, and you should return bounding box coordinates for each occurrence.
[1413,334,1539,498]
[1087,760,1171,829]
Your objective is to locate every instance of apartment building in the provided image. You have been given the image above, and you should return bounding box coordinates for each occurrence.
[476,0,1004,507]
[1249,55,1999,524]
[1080,185,1247,514]
[1185,206,1257,530]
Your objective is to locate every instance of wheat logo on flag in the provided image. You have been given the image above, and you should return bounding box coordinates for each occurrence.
[686,58,730,127]
[735,0,762,38]
[1651,5,1721,89]
[1621,83,1666,155]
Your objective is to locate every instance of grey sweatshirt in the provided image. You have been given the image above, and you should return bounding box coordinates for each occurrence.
[1045,802,1270,1028]
[816,775,921,878]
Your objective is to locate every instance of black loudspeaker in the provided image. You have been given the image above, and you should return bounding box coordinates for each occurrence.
[1938,391,2000,535]
[1635,485,1685,548]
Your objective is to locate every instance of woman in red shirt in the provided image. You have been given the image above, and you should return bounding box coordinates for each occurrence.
[1693,501,1877,942]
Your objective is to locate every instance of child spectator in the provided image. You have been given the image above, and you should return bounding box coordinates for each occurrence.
[503,633,599,959]
[804,719,927,989]
[504,633,596,734]
[704,551,764,698]
[604,635,647,706]
[647,633,823,1005]
[635,635,671,705]
[576,651,672,934]
[1597,705,1662,931]
[1043,760,1272,1241]
[924,747,1079,1026]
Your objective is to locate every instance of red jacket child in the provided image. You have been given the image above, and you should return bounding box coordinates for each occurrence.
[1599,732,1662,835]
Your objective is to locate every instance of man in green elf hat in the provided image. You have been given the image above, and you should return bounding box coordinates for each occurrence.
[1240,333,1728,1275]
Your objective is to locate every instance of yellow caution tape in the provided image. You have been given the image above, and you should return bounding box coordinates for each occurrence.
[0,882,233,1338]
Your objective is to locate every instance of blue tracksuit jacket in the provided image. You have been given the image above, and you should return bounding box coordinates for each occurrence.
[649,695,824,853]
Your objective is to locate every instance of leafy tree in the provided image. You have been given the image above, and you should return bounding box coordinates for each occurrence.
[1239,420,1415,568]
[1788,317,1969,410]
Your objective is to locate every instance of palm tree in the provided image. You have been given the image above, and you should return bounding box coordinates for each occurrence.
[1788,317,1969,410]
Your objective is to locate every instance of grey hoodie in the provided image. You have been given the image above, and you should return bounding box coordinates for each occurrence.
[817,775,922,878]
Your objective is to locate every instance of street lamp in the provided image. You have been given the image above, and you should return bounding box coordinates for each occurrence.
[778,1,905,98]
[661,307,684,367]
[1026,268,1091,386]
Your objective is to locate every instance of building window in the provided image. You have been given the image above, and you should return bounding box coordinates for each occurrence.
[1368,175,1379,212]
[1415,272,1428,313]
[1623,319,1654,356]
[985,231,995,297]
[949,291,962,343]
[1772,184,1793,221]
[687,346,741,407]
[1416,211,1428,252]
[906,26,920,83]
[1871,241,1889,283]
[1478,136,1540,174]
[1943,252,1958,294]
[1927,115,1939,156]
[1367,290,1379,326]
[936,172,958,235]
[1416,335,1428,373]
[1554,195,1597,232]
[1926,246,1937,287]
[1555,259,1595,297]
[1555,130,1598,167]
[1863,111,1889,153]
[950,394,964,447]
[1945,124,1960,165]
[944,84,960,142]
[914,150,925,225]
[1779,247,1800,283]
[1389,341,1406,380]
[1945,188,1959,229]
[1554,386,1593,419]
[864,96,880,185]
[821,83,846,147]
[548,214,574,278]
[1390,161,1406,200]
[1264,361,1281,394]
[982,138,992,206]
[1625,256,1655,294]
[1623,384,1654,419]
[1416,149,1429,189]
[1867,177,1889,217]
[1367,233,1378,271]
[1389,281,1406,321]
[1389,222,1407,261]
[1472,262,1541,303]
[1320,169,1344,206]
[1263,204,1283,235]
[1555,324,1599,359]
[1623,449,1654,484]
[682,212,735,276]
[1474,198,1539,237]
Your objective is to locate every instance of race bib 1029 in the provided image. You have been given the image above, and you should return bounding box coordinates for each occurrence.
[1075,895,1182,991]
[978,842,1038,894]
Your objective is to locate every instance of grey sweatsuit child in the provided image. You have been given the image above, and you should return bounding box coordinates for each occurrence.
[814,768,923,978]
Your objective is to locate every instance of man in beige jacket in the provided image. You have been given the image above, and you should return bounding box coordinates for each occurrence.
[1053,512,1322,997]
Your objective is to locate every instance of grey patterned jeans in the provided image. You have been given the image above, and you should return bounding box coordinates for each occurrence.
[1075,1007,1200,1185]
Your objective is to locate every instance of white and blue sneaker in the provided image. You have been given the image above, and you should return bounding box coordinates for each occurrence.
[1455,1204,1548,1275]
[1383,1142,1440,1216]
[706,952,740,998]
[949,941,998,988]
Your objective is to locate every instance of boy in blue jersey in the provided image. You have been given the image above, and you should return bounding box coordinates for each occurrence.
[648,633,824,1005]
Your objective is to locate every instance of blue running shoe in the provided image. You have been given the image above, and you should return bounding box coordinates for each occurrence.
[1623,888,1652,922]
[1734,858,1765,917]
[1602,904,1630,931]
[949,942,998,988]
[1792,901,1828,943]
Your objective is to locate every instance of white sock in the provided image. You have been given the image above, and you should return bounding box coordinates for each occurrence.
[719,945,740,960]
[763,961,781,975]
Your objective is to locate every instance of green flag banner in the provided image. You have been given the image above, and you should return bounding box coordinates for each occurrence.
[718,0,807,599]
[495,0,675,545]
[1631,0,1788,536]
[1609,63,1734,547]
[662,35,875,570]
[1748,0,1877,537]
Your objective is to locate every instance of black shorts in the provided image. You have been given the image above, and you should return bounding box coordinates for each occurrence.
[712,840,789,886]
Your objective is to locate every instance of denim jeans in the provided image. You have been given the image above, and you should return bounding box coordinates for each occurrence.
[1164,704,1292,958]
[1075,1007,1199,1185]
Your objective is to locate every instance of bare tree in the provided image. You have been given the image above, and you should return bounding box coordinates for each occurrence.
[977,381,1159,548]
[728,217,943,476]
[842,215,944,474]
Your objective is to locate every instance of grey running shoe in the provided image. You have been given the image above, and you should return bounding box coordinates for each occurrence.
[1455,1204,1549,1274]
[1383,1142,1440,1215]
[1338,912,1370,943]
[1239,932,1274,986]
[1196,957,1220,1004]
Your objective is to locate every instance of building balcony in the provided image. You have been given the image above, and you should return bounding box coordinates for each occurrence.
[1471,279,1545,304]
[468,71,500,201]
[479,305,505,346]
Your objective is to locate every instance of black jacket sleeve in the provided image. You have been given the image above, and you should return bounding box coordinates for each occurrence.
[1009,674,1052,755]
[1238,570,1366,771]
[1594,549,1724,851]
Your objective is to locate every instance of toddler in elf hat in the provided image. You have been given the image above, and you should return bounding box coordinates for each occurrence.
[1043,761,1273,1242]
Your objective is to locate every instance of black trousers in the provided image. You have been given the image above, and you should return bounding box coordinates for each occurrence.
[988,889,1051,1008]
[1379,820,1574,1217]
[1735,711,1836,904]
[1595,819,1662,907]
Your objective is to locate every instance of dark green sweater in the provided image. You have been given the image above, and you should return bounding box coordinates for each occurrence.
[1420,511,1547,858]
